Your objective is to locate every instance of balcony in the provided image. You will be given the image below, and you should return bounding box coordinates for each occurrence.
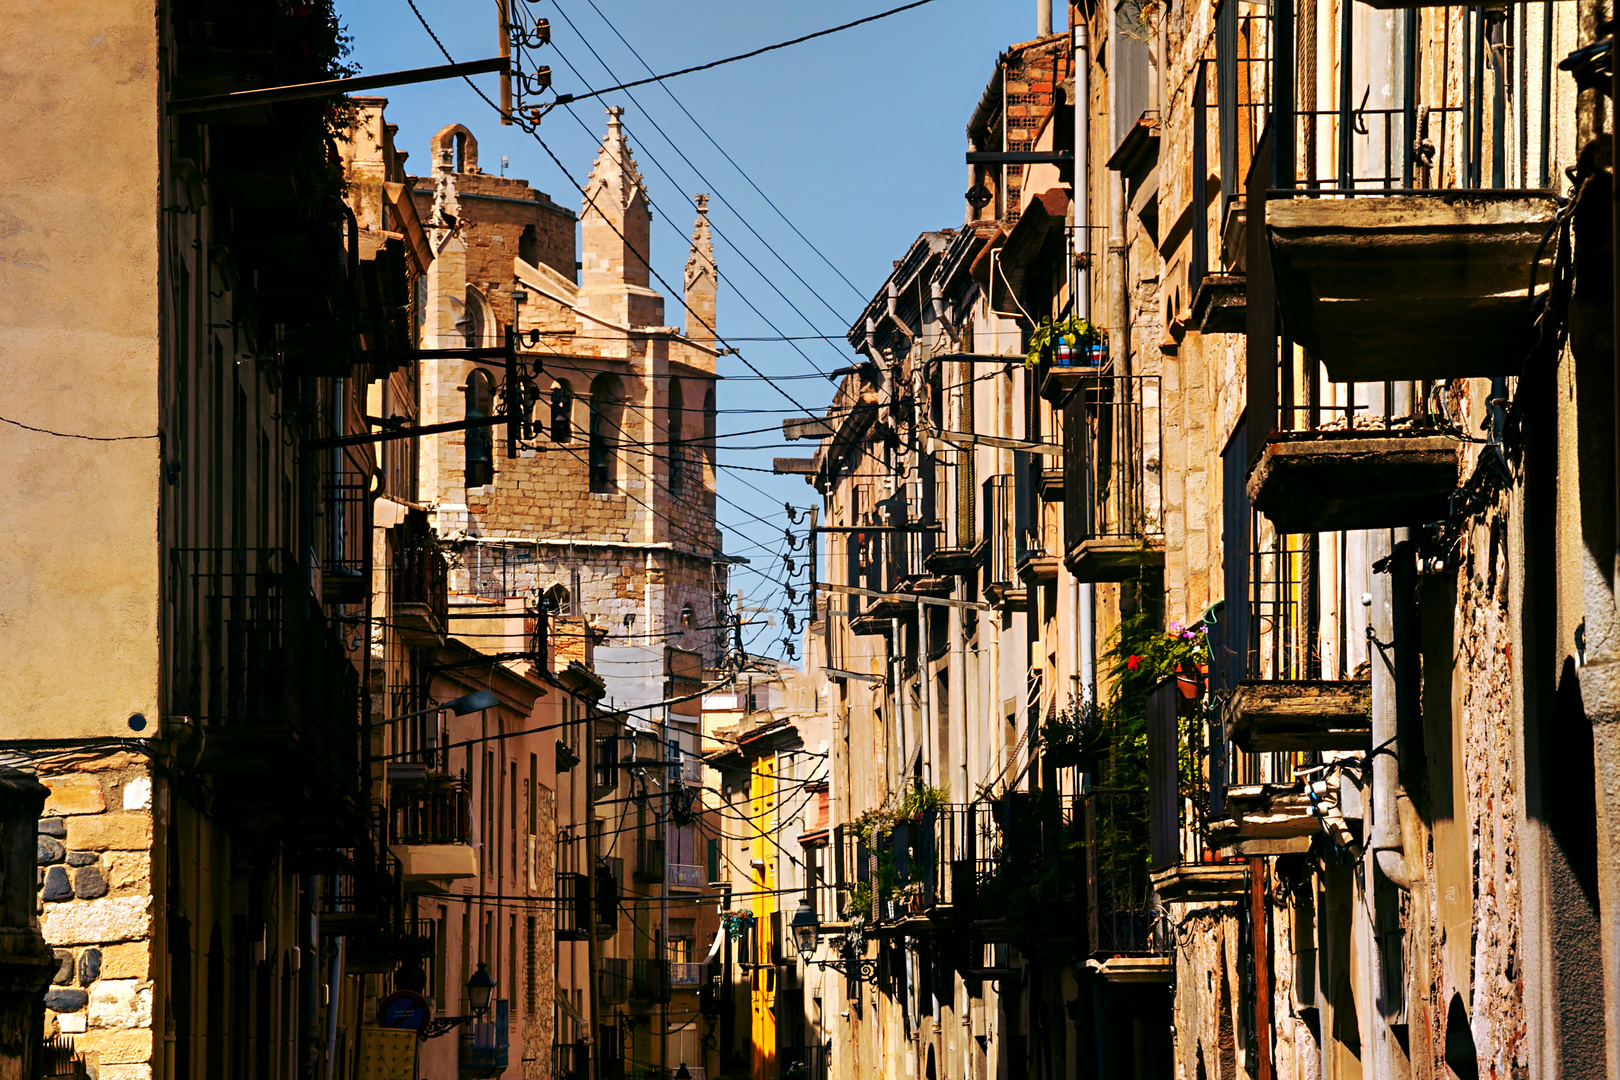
[388,776,476,893]
[632,958,671,1002]
[167,548,361,834]
[1228,680,1372,754]
[556,872,592,941]
[392,540,449,647]
[1246,417,1459,534]
[600,958,631,1003]
[555,1041,589,1080]
[669,961,704,987]
[1061,378,1165,583]
[846,514,936,634]
[634,839,665,883]
[597,857,622,934]
[1267,194,1558,383]
[457,1001,509,1077]
[668,862,705,891]
[982,476,1027,612]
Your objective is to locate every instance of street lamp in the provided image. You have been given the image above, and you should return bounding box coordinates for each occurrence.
[420,963,498,1038]
[371,689,498,726]
[790,899,819,956]
[465,962,495,1015]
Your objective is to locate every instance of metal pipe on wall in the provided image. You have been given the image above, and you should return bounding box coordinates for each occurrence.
[1074,10,1097,704]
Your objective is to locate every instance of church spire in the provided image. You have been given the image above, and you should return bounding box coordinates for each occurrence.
[684,194,716,345]
[578,106,662,329]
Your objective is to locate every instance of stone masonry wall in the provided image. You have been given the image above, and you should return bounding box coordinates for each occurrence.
[35,753,154,1080]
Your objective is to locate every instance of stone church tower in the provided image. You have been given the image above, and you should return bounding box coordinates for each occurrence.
[411,109,727,677]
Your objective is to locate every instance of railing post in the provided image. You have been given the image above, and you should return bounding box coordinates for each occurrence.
[0,769,52,1080]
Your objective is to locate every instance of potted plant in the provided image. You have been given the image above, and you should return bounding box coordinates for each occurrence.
[1026,315,1105,369]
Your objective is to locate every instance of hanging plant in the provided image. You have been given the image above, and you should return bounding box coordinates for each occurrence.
[1025,315,1104,369]
[720,909,754,941]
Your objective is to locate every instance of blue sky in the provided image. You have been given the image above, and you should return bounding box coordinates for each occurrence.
[336,0,1055,660]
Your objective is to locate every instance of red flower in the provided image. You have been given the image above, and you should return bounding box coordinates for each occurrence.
[1126,655,1141,671]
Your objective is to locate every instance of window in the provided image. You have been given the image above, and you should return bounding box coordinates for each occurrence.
[550,379,574,442]
[588,373,623,493]
[465,369,496,488]
[526,916,537,1013]
[668,376,686,493]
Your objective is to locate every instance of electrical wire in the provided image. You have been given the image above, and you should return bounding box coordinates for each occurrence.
[544,0,949,106]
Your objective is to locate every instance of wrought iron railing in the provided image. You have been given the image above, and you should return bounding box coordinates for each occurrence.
[167,547,359,783]
[556,872,591,940]
[600,957,631,1003]
[1062,376,1163,550]
[389,777,470,845]
[458,1001,509,1071]
[392,541,448,627]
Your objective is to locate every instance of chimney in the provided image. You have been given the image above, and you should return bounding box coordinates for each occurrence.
[1037,0,1052,35]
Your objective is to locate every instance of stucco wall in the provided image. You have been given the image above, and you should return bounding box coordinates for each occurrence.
[0,0,160,738]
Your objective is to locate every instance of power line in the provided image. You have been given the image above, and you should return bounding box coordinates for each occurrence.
[544,10,857,331]
[544,0,948,106]
[568,0,870,303]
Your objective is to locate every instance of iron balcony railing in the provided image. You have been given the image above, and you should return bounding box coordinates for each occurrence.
[392,540,448,628]
[599,957,631,1003]
[1062,376,1164,551]
[668,961,704,987]
[668,862,705,890]
[632,958,670,1002]
[983,475,1017,589]
[596,857,622,933]
[458,1001,509,1071]
[556,872,591,941]
[554,1041,589,1080]
[388,776,470,846]
[635,838,665,882]
[167,547,360,787]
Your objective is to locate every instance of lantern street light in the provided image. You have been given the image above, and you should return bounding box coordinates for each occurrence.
[420,963,498,1038]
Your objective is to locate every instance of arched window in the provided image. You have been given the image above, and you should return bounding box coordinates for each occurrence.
[550,379,574,443]
[668,377,686,493]
[702,386,717,476]
[462,287,488,347]
[464,369,495,488]
[589,373,623,494]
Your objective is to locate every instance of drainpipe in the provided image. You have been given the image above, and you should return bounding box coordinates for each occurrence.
[1370,513,1416,892]
[1073,12,1097,708]
[299,876,321,1080]
[1368,528,1414,1080]
[324,937,345,1080]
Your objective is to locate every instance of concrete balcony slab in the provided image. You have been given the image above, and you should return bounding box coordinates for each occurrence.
[1248,431,1458,533]
[1064,536,1165,583]
[1229,679,1372,753]
[1267,192,1559,381]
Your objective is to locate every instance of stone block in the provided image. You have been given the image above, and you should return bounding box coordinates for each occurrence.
[104,853,150,892]
[98,943,148,980]
[44,776,105,816]
[66,851,97,867]
[43,897,150,945]
[52,950,74,985]
[74,866,109,900]
[89,978,151,1029]
[38,818,66,839]
[79,948,101,983]
[44,988,88,1013]
[76,1027,153,1065]
[65,813,152,853]
[122,778,152,811]
[100,1066,154,1080]
[43,866,72,901]
[57,1010,86,1034]
[38,837,65,865]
